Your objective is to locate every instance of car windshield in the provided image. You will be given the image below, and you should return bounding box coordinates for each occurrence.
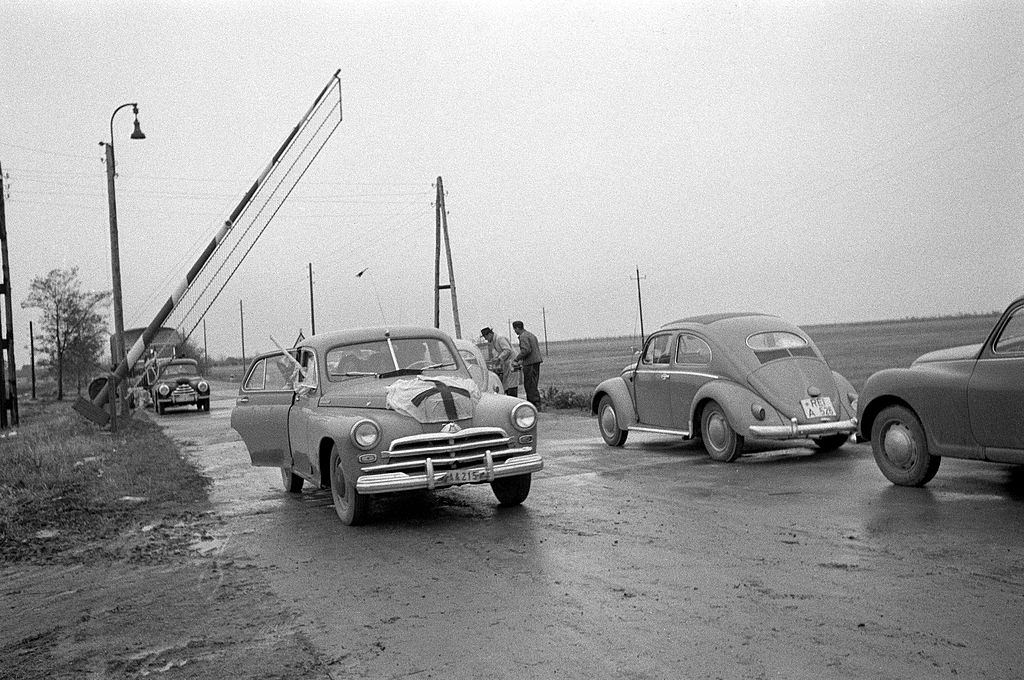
[325,337,459,381]
[159,362,197,378]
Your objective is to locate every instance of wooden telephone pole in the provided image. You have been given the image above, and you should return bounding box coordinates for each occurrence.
[433,176,462,338]
[0,163,19,427]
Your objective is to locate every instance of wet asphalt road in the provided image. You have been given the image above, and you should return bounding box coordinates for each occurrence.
[155,384,1024,679]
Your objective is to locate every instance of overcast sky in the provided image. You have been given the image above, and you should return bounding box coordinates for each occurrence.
[2,1,1022,360]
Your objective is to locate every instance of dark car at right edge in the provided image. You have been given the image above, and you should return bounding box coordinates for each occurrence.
[857,296,1024,486]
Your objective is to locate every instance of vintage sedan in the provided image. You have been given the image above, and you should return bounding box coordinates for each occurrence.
[150,358,211,414]
[592,313,858,461]
[230,326,542,525]
[858,296,1024,486]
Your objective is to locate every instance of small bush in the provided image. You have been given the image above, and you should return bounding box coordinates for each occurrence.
[542,386,590,411]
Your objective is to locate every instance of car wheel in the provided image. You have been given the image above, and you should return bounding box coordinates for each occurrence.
[598,396,628,447]
[871,405,941,486]
[813,434,849,452]
[329,445,368,525]
[701,401,743,462]
[491,474,531,506]
[199,399,210,412]
[280,464,304,493]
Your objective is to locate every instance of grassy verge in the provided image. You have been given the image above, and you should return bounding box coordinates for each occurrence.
[0,399,211,563]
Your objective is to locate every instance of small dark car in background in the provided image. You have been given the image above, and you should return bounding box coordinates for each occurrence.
[149,358,211,414]
[858,296,1024,486]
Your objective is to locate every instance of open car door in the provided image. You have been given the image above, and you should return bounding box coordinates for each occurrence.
[230,350,297,467]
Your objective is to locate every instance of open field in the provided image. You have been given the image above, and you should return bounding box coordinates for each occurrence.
[203,313,1001,399]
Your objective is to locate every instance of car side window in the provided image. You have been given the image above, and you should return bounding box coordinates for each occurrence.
[675,334,712,365]
[244,358,267,390]
[297,350,319,389]
[994,307,1024,354]
[642,334,673,366]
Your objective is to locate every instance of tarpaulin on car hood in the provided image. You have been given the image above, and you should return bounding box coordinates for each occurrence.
[386,376,481,423]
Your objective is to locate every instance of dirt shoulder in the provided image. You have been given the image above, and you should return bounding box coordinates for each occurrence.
[1,407,329,680]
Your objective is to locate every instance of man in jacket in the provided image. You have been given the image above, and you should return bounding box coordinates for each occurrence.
[512,320,543,409]
[481,327,521,397]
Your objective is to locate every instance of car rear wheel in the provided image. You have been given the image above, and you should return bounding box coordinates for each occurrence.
[871,405,941,486]
[491,474,531,506]
[812,434,849,452]
[281,464,304,493]
[330,445,368,525]
[701,401,743,462]
[598,396,628,447]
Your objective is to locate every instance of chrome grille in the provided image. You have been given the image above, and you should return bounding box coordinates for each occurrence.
[362,426,530,474]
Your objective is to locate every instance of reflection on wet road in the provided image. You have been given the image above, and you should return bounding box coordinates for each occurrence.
[156,387,1024,679]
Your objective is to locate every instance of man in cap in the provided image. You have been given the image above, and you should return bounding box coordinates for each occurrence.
[480,327,520,397]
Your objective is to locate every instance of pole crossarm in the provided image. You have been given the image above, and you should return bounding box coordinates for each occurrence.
[75,71,343,425]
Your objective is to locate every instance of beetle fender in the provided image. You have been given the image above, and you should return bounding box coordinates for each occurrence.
[831,370,858,420]
[691,380,787,437]
[592,377,636,431]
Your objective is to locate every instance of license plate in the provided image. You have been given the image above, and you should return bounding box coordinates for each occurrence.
[443,469,484,485]
[801,396,836,419]
[172,394,192,404]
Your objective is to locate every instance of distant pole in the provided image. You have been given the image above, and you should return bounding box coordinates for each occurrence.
[631,265,646,346]
[202,318,208,372]
[239,299,246,368]
[29,321,36,400]
[308,262,316,336]
[542,306,548,356]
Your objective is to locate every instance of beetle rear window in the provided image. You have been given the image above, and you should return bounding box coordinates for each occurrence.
[746,331,817,363]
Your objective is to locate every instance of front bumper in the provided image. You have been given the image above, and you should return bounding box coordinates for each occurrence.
[748,418,857,439]
[356,452,544,495]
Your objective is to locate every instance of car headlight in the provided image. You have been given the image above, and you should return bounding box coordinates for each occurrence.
[157,384,170,396]
[511,402,537,432]
[350,419,381,450]
[197,380,209,393]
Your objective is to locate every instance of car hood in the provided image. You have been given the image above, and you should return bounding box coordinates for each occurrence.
[913,343,982,366]
[745,357,839,421]
[319,375,481,424]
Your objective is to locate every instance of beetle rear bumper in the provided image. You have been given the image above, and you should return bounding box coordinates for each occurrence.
[356,452,544,495]
[748,418,857,439]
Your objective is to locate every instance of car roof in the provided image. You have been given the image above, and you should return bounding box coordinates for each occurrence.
[298,326,454,352]
[659,311,770,327]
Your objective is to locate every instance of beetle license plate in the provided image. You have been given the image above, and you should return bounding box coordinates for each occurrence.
[801,396,836,419]
[443,469,484,485]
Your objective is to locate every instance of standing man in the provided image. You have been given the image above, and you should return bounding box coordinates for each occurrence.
[512,320,543,409]
[481,327,521,397]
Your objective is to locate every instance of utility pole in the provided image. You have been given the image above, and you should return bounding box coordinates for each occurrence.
[202,318,208,373]
[239,299,246,368]
[542,307,548,356]
[29,321,36,400]
[433,176,462,338]
[0,162,18,427]
[308,262,316,336]
[631,265,646,346]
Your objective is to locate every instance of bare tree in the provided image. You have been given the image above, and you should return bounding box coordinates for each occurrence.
[21,267,111,400]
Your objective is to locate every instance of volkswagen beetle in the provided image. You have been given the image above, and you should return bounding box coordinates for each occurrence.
[857,296,1024,486]
[150,358,211,414]
[592,313,858,461]
[230,326,542,525]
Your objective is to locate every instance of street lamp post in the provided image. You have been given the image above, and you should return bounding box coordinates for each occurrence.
[101,103,145,431]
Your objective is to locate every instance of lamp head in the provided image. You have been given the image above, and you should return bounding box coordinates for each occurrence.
[130,105,146,140]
